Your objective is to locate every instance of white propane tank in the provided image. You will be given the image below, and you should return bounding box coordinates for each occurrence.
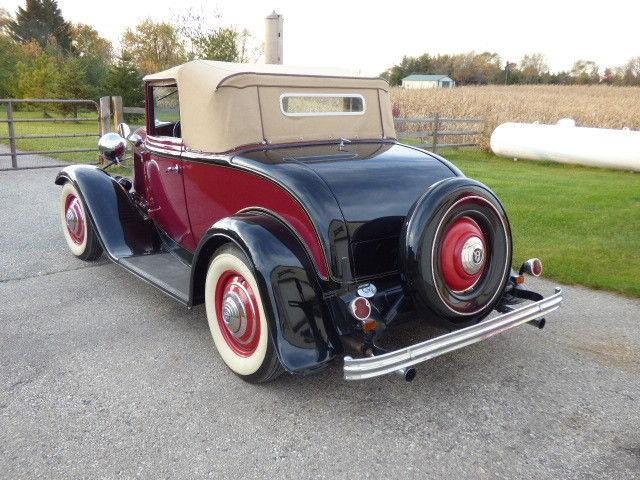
[490,120,640,172]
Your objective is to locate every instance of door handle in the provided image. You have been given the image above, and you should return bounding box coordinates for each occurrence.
[165,164,182,174]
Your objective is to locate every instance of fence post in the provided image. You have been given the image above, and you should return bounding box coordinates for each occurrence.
[99,96,111,135]
[431,113,440,153]
[6,101,18,169]
[111,96,123,130]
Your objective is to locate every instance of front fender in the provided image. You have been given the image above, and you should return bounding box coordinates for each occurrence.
[190,212,339,374]
[55,164,158,259]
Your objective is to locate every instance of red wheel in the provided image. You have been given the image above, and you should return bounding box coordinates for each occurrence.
[64,194,86,245]
[440,216,488,292]
[204,244,283,382]
[58,182,102,261]
[214,271,262,357]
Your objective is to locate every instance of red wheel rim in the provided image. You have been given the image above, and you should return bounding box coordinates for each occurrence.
[64,194,85,245]
[215,270,261,357]
[440,216,488,292]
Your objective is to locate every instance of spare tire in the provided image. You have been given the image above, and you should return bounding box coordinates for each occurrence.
[399,177,512,328]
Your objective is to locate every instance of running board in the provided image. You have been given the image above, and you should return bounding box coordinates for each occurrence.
[119,253,191,305]
[343,287,563,380]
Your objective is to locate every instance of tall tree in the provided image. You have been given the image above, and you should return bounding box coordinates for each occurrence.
[237,28,261,63]
[176,7,257,62]
[602,67,618,85]
[122,20,186,74]
[0,9,21,96]
[0,8,11,35]
[71,23,112,61]
[519,53,549,83]
[9,0,73,53]
[571,60,600,84]
[0,36,24,97]
[194,27,238,62]
[622,57,640,86]
[16,52,60,99]
[105,54,145,107]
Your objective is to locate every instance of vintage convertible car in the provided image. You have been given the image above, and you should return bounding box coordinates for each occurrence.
[55,61,562,382]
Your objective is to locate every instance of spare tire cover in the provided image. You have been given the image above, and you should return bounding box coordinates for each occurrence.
[399,177,512,327]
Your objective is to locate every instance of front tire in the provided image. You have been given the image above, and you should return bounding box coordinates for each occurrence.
[204,244,283,383]
[59,182,102,261]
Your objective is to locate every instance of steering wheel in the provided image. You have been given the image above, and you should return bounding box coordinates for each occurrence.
[172,121,181,138]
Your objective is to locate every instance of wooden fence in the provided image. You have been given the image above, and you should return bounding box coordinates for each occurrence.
[0,98,101,170]
[394,115,484,152]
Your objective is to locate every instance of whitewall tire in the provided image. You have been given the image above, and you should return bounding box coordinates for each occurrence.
[59,182,102,261]
[204,244,283,382]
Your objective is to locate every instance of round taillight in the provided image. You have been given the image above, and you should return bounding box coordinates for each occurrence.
[349,297,371,321]
[521,258,543,277]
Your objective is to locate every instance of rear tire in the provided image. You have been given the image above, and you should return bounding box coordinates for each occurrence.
[59,182,102,261]
[204,244,283,383]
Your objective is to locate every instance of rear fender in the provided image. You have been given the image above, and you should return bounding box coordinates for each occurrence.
[55,165,158,259]
[191,212,339,374]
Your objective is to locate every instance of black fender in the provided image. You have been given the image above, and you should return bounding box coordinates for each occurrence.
[190,212,339,374]
[54,165,158,259]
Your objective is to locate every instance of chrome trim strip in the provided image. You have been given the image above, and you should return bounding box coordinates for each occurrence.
[343,287,563,380]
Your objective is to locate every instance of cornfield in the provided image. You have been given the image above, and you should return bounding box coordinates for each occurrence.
[390,85,640,149]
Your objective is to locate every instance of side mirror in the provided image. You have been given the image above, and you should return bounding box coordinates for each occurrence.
[117,122,143,147]
[98,132,127,164]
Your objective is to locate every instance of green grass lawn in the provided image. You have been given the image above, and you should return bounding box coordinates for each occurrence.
[2,110,638,297]
[1,107,101,162]
[440,148,640,297]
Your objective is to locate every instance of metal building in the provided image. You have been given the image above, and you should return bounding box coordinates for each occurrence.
[401,74,455,89]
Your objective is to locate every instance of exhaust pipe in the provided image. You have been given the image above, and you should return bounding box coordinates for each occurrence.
[342,336,418,382]
[396,366,417,382]
[528,317,546,329]
[373,346,417,382]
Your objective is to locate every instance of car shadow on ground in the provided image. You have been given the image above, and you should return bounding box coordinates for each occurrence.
[182,285,506,397]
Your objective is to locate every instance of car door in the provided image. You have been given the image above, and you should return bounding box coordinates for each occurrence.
[143,84,196,251]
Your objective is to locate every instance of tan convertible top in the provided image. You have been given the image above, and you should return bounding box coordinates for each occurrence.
[143,60,396,153]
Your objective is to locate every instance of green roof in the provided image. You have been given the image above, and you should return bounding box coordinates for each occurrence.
[402,74,453,82]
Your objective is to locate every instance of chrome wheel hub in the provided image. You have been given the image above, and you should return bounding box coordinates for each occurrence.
[461,236,485,275]
[222,292,248,338]
[65,208,79,232]
[64,195,85,245]
[215,271,261,357]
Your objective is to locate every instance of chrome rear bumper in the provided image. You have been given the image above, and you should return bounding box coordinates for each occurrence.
[343,287,563,380]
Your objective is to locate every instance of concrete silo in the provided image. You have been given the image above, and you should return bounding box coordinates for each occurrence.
[265,11,284,64]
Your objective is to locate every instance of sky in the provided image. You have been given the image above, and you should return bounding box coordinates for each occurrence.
[0,0,637,75]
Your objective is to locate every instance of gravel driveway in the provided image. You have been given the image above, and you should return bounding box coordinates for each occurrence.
[1,166,639,479]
